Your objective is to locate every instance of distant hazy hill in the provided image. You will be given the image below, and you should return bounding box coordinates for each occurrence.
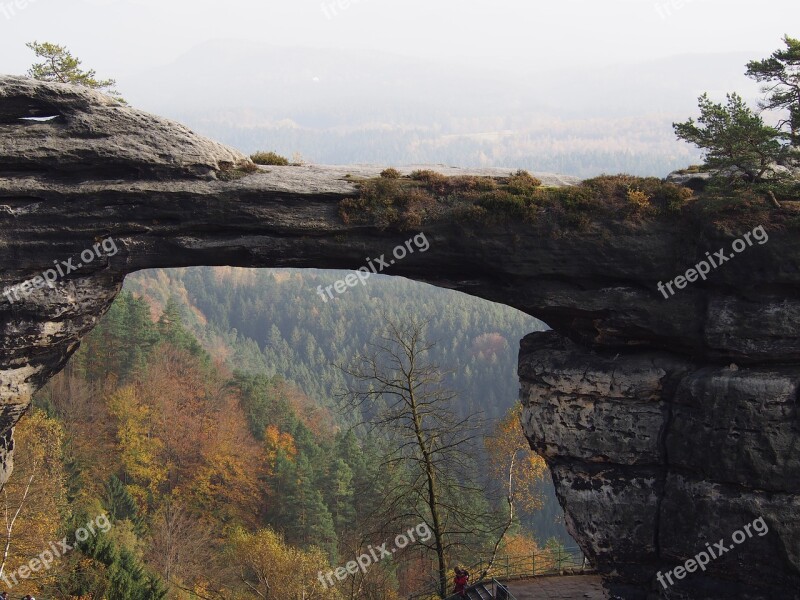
[126,41,761,176]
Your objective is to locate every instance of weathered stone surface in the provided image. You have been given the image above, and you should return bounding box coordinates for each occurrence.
[705,296,800,360]
[550,462,663,588]
[658,473,800,599]
[665,170,714,191]
[520,332,683,597]
[0,76,252,179]
[2,76,800,599]
[519,331,800,599]
[669,367,800,492]
[519,331,687,465]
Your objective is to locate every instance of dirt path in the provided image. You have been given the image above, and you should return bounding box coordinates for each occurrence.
[504,575,607,599]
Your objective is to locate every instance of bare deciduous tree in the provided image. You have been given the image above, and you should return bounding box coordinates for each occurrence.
[339,316,505,598]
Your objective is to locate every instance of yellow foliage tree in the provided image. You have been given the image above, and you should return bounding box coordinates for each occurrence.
[107,385,167,509]
[136,346,264,527]
[0,410,67,595]
[228,527,341,600]
[176,396,263,528]
[480,404,549,577]
[501,532,540,557]
[486,404,548,514]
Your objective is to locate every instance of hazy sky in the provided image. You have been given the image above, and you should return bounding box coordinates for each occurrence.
[1,0,797,80]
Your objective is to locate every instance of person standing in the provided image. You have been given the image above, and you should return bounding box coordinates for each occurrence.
[453,567,469,597]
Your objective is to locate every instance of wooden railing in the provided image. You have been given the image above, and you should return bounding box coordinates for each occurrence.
[473,546,590,580]
[409,547,592,599]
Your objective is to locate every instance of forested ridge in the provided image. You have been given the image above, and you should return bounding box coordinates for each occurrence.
[125,267,546,424]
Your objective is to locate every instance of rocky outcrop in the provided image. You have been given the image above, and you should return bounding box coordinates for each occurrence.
[665,169,714,191]
[2,76,800,599]
[520,333,800,599]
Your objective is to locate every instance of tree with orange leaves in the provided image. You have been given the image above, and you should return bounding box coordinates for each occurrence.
[264,425,297,476]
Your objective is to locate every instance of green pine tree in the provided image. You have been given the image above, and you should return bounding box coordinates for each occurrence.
[272,453,338,559]
[325,458,356,534]
[746,35,800,147]
[673,93,786,184]
[26,41,125,100]
[103,474,145,534]
[157,296,206,357]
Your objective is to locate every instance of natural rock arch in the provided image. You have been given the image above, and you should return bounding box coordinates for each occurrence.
[1,76,799,599]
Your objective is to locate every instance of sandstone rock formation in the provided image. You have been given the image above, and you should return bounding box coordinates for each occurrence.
[1,75,799,599]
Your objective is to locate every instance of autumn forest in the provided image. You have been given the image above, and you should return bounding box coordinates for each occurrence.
[4,268,569,599]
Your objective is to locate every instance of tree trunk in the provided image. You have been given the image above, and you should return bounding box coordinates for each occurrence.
[409,384,448,598]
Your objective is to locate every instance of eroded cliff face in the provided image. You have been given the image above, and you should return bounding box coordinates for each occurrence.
[2,75,800,599]
[520,333,800,599]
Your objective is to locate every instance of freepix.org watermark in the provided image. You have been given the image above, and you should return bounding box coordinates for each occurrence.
[2,514,111,589]
[316,233,430,303]
[656,516,768,589]
[318,522,432,589]
[320,0,370,20]
[0,0,37,20]
[657,225,768,299]
[2,237,118,305]
[653,0,702,20]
